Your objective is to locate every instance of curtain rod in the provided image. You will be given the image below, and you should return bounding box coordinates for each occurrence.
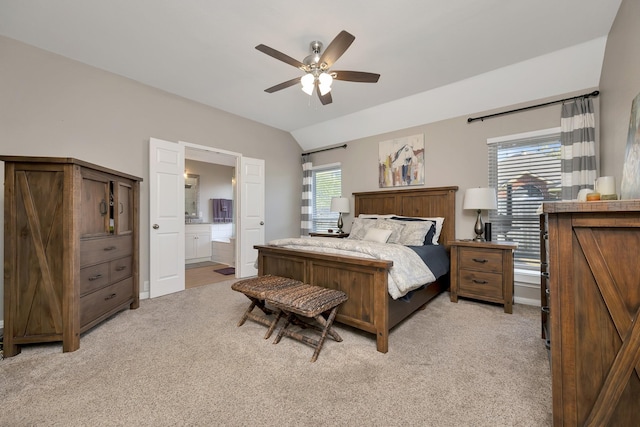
[301,144,347,156]
[467,90,600,123]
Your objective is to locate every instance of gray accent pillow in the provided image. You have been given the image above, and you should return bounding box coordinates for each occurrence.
[372,219,405,244]
[347,218,377,240]
[389,219,435,246]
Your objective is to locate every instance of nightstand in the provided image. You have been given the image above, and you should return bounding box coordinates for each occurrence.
[448,240,518,313]
[309,232,349,238]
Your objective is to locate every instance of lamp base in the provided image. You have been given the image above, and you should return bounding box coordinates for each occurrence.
[473,209,485,241]
[337,213,344,234]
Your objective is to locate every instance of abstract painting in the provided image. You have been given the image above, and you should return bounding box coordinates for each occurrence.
[379,134,425,188]
[621,92,640,199]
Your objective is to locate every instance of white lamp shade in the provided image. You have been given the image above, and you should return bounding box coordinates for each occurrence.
[318,72,333,95]
[301,73,315,95]
[463,187,497,210]
[330,197,350,213]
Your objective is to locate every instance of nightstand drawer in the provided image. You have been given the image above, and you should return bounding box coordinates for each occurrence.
[458,270,503,299]
[459,247,503,273]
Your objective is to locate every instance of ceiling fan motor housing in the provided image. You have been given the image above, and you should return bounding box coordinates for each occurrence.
[304,41,324,71]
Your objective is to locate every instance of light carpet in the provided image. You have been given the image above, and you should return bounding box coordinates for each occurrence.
[0,279,552,426]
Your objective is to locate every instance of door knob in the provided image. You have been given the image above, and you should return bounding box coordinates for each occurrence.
[260,221,264,225]
[152,224,159,229]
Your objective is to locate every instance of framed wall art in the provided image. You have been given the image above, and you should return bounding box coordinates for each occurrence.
[621,91,640,199]
[378,133,425,188]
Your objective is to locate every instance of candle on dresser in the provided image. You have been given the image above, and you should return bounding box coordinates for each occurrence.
[596,176,616,196]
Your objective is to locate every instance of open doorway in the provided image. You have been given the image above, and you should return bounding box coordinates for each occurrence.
[184,147,237,289]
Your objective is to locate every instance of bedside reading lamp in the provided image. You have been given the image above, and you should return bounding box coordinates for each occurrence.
[463,187,497,241]
[330,197,350,234]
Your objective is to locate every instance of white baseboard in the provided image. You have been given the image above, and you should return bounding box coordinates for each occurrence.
[514,296,541,307]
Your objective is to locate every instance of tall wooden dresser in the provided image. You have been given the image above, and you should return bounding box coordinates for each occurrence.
[542,201,640,426]
[2,156,142,357]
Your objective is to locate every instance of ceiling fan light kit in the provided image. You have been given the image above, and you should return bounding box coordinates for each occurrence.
[256,30,380,105]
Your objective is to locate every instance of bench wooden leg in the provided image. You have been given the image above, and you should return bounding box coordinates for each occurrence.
[272,307,342,362]
[264,310,283,340]
[236,296,285,340]
[310,306,340,362]
[237,300,257,327]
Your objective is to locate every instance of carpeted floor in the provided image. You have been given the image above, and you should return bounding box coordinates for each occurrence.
[0,280,552,426]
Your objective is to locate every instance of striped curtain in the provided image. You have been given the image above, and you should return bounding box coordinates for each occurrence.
[560,97,597,200]
[300,156,313,236]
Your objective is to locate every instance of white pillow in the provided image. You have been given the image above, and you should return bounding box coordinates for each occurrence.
[358,213,396,219]
[363,228,392,243]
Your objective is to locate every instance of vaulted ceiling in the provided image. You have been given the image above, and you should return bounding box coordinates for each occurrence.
[0,1,622,151]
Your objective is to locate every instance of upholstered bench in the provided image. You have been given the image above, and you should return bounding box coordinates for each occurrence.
[266,283,348,362]
[231,275,302,339]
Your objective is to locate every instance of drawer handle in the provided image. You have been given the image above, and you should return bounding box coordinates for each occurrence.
[103,246,117,251]
[99,200,108,215]
[472,258,488,264]
[472,279,488,284]
[115,266,127,271]
[104,293,117,301]
[88,274,103,281]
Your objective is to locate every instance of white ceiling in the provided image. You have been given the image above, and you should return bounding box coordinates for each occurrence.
[0,1,622,151]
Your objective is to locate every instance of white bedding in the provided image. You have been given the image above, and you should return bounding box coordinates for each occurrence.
[267,237,436,300]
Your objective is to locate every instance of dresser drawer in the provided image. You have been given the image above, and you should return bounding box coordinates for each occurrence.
[459,247,503,273]
[80,277,134,326]
[110,256,132,283]
[80,235,132,267]
[458,269,503,299]
[80,263,110,296]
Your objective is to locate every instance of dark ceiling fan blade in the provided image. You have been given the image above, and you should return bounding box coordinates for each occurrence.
[317,84,333,105]
[255,44,305,70]
[319,30,355,69]
[332,70,380,83]
[264,77,301,93]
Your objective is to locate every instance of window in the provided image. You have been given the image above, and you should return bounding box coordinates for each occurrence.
[487,128,561,271]
[311,164,342,232]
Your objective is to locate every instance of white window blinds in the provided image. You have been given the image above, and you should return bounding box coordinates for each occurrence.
[312,165,342,232]
[487,128,561,270]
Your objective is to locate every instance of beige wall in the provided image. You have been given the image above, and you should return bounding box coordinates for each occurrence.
[599,0,640,183]
[0,36,302,322]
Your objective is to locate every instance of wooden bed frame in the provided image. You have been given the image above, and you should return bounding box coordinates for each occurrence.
[255,186,458,353]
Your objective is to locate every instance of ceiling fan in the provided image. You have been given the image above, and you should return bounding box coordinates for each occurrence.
[255,30,380,105]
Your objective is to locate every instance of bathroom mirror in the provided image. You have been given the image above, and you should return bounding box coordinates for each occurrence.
[184,173,200,219]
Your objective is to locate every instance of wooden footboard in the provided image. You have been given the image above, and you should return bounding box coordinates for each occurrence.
[255,244,446,353]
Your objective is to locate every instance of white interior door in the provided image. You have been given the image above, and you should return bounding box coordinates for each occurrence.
[237,157,265,277]
[149,137,185,298]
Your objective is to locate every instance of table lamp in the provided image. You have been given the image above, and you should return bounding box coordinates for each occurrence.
[330,197,350,234]
[463,187,497,241]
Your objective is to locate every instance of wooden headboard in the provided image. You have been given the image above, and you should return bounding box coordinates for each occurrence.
[352,186,458,249]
